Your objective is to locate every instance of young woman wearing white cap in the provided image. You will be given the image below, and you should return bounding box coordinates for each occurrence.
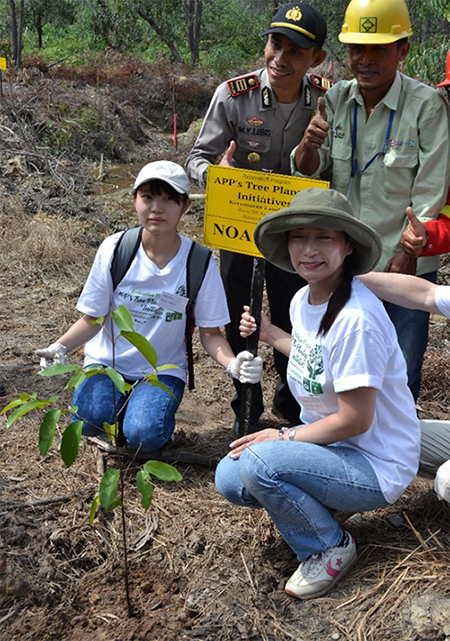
[36,161,262,452]
[215,187,420,600]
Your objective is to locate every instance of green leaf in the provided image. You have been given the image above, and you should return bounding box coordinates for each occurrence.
[136,469,154,511]
[99,468,120,511]
[103,421,118,442]
[103,367,127,395]
[65,369,88,390]
[155,364,178,372]
[92,316,105,325]
[38,364,80,377]
[39,409,61,456]
[112,305,134,332]
[143,460,182,482]
[120,330,158,369]
[1,392,36,413]
[144,375,174,397]
[89,496,100,524]
[5,399,48,428]
[60,420,83,467]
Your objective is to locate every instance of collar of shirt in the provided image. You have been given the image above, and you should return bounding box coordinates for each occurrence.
[348,71,402,112]
[260,68,312,111]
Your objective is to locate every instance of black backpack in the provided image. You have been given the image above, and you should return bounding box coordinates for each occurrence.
[110,227,212,390]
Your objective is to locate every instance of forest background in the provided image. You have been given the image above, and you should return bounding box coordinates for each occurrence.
[3,0,450,86]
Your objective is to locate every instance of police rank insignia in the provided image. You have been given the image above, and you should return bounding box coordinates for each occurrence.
[305,86,311,106]
[312,74,335,91]
[262,87,272,108]
[248,117,264,126]
[228,74,259,97]
[247,152,260,163]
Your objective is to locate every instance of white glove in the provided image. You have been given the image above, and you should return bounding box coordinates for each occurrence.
[35,342,68,368]
[227,350,263,384]
[434,459,450,505]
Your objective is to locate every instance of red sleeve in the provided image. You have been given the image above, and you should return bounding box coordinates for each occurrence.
[421,212,450,256]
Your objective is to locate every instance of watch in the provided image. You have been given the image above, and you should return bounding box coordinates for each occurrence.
[278,427,297,441]
[287,428,297,441]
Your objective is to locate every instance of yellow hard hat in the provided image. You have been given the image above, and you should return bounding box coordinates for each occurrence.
[339,0,412,44]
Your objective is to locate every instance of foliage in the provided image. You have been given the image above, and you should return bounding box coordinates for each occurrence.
[1,305,183,524]
[2,0,449,82]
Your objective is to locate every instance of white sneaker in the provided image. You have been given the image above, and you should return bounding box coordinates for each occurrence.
[285,531,357,600]
[435,459,450,504]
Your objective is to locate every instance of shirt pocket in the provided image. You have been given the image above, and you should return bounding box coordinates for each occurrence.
[330,141,352,194]
[382,146,419,197]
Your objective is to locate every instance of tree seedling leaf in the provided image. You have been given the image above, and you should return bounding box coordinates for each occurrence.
[136,469,154,511]
[99,467,120,511]
[39,408,61,456]
[120,331,158,369]
[111,305,134,332]
[60,420,83,467]
[143,460,183,482]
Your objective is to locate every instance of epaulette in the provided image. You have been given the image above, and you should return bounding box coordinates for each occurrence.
[227,74,260,98]
[311,74,335,92]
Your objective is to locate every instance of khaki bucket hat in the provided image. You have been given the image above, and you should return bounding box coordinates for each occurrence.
[254,188,382,274]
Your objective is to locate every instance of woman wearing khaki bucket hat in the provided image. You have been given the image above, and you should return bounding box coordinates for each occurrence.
[215,188,421,600]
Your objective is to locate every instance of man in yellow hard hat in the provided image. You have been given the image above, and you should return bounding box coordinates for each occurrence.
[291,0,450,402]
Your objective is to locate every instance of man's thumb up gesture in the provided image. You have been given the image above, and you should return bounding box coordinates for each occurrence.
[401,206,428,258]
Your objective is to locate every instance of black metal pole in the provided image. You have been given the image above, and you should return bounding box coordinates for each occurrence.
[238,257,265,436]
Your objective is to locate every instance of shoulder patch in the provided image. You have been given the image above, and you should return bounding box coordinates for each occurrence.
[227,74,260,97]
[311,74,335,92]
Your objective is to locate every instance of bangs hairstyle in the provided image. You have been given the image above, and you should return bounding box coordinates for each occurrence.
[136,179,189,205]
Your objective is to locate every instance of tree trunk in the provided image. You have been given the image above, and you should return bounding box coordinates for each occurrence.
[137,8,182,64]
[36,13,43,49]
[8,0,18,66]
[188,0,202,67]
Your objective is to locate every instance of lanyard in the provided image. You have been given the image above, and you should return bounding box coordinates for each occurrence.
[347,102,395,198]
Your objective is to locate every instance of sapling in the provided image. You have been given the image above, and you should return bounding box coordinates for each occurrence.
[2,305,182,616]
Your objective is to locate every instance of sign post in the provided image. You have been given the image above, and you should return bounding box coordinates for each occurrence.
[0,58,6,97]
[204,166,329,435]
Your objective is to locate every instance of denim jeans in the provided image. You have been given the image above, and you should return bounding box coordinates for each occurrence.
[215,442,388,560]
[384,270,436,402]
[72,370,185,451]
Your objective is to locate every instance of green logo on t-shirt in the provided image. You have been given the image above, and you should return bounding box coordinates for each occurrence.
[303,345,324,394]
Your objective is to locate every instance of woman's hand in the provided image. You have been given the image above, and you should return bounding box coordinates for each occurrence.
[239,306,271,342]
[228,427,279,459]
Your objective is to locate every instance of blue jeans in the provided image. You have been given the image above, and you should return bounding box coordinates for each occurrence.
[384,270,436,402]
[72,370,185,451]
[215,442,388,560]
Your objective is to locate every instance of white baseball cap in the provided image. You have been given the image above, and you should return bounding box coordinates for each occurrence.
[133,160,190,195]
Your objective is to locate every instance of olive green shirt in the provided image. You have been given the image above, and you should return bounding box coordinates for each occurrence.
[292,73,450,274]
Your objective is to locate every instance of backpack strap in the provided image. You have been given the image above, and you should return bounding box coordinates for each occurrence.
[185,242,212,391]
[110,227,143,290]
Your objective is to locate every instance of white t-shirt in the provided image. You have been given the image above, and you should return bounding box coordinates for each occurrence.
[77,233,230,381]
[287,278,420,503]
[435,285,450,318]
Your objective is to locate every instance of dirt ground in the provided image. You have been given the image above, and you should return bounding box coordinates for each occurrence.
[1,60,450,641]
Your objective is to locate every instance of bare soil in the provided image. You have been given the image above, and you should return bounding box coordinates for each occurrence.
[1,58,450,641]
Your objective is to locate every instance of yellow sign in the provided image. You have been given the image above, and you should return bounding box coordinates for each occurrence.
[204,166,329,257]
[0,58,6,71]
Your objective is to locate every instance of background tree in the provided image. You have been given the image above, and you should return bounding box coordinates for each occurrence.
[8,0,24,66]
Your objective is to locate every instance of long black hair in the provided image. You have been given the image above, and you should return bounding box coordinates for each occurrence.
[317,237,357,336]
